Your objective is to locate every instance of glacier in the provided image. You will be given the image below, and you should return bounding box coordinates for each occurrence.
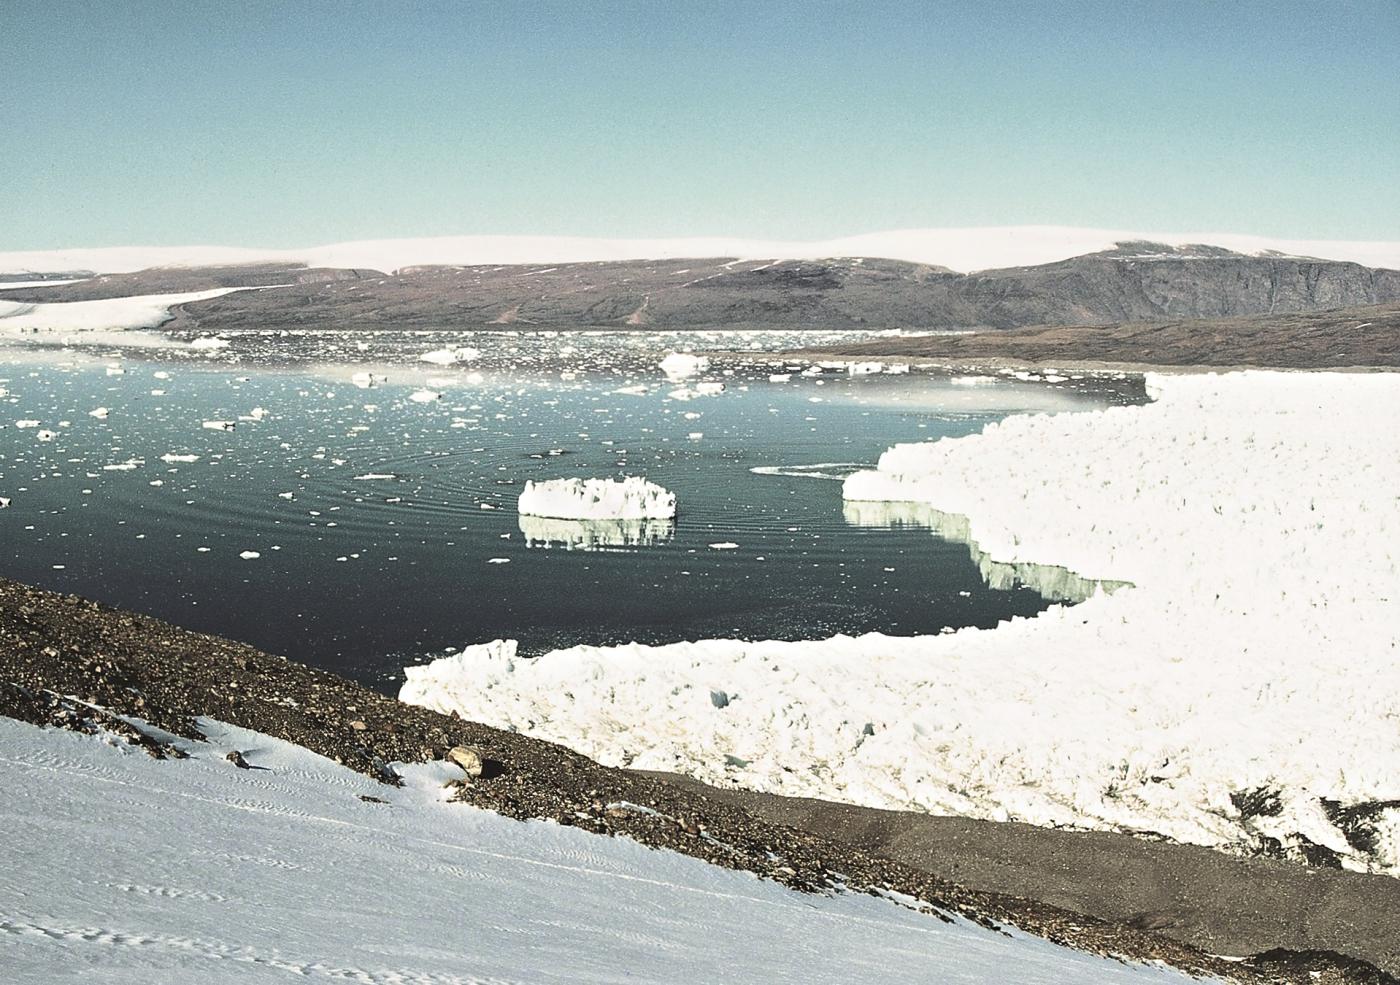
[402,371,1400,874]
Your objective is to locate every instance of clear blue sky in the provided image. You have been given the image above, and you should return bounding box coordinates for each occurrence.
[2,0,1397,249]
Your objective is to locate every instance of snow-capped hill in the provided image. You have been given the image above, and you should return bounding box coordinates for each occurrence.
[3,226,1398,277]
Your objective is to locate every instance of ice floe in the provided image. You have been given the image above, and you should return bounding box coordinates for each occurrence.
[659,351,709,380]
[402,372,1400,874]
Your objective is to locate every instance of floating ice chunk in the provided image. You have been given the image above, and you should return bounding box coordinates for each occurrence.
[0,497,9,508]
[950,376,996,386]
[667,382,725,401]
[708,542,739,550]
[612,384,649,396]
[420,347,480,366]
[248,407,269,421]
[15,420,40,428]
[409,389,442,404]
[848,361,884,375]
[239,550,261,559]
[202,420,236,431]
[487,557,511,564]
[88,407,109,419]
[660,352,709,380]
[102,459,142,471]
[351,372,383,389]
[768,373,792,383]
[354,473,397,481]
[518,476,676,521]
[160,453,200,463]
[188,337,229,350]
[36,429,56,442]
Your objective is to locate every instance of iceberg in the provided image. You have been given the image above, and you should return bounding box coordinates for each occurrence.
[517,476,677,521]
[659,351,709,380]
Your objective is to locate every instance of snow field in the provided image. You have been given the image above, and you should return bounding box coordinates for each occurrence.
[0,716,1213,984]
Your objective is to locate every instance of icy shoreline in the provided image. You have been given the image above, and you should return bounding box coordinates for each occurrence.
[402,372,1400,874]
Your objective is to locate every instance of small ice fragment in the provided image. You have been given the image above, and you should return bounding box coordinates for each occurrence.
[239,550,261,559]
[421,347,480,366]
[660,352,709,380]
[88,407,109,419]
[202,420,235,431]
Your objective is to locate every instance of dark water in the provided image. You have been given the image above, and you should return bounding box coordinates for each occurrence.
[0,336,1143,687]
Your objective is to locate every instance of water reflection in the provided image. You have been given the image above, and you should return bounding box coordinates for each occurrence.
[841,500,1131,603]
[518,514,676,551]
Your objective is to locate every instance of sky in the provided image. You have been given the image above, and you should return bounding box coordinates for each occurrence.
[2,0,1397,250]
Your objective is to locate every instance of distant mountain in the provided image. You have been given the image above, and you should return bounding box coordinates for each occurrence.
[796,300,1400,369]
[4,226,1400,276]
[2,240,1398,335]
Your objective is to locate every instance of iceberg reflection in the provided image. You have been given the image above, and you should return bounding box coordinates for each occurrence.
[519,514,676,551]
[841,500,1130,603]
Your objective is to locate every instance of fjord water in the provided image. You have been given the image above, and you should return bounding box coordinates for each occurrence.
[0,336,1142,687]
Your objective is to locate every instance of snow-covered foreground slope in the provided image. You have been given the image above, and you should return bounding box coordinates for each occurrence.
[402,372,1400,874]
[0,717,1209,985]
[3,226,1398,275]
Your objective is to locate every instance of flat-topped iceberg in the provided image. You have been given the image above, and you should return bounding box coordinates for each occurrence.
[517,476,677,521]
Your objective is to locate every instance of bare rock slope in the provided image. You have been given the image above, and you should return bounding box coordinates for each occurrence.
[5,242,1397,334]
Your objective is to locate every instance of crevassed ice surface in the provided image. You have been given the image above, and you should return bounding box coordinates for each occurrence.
[400,372,1400,875]
[0,717,1217,985]
[0,330,1140,683]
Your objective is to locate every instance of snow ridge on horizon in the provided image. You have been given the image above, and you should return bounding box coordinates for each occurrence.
[3,225,1399,277]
